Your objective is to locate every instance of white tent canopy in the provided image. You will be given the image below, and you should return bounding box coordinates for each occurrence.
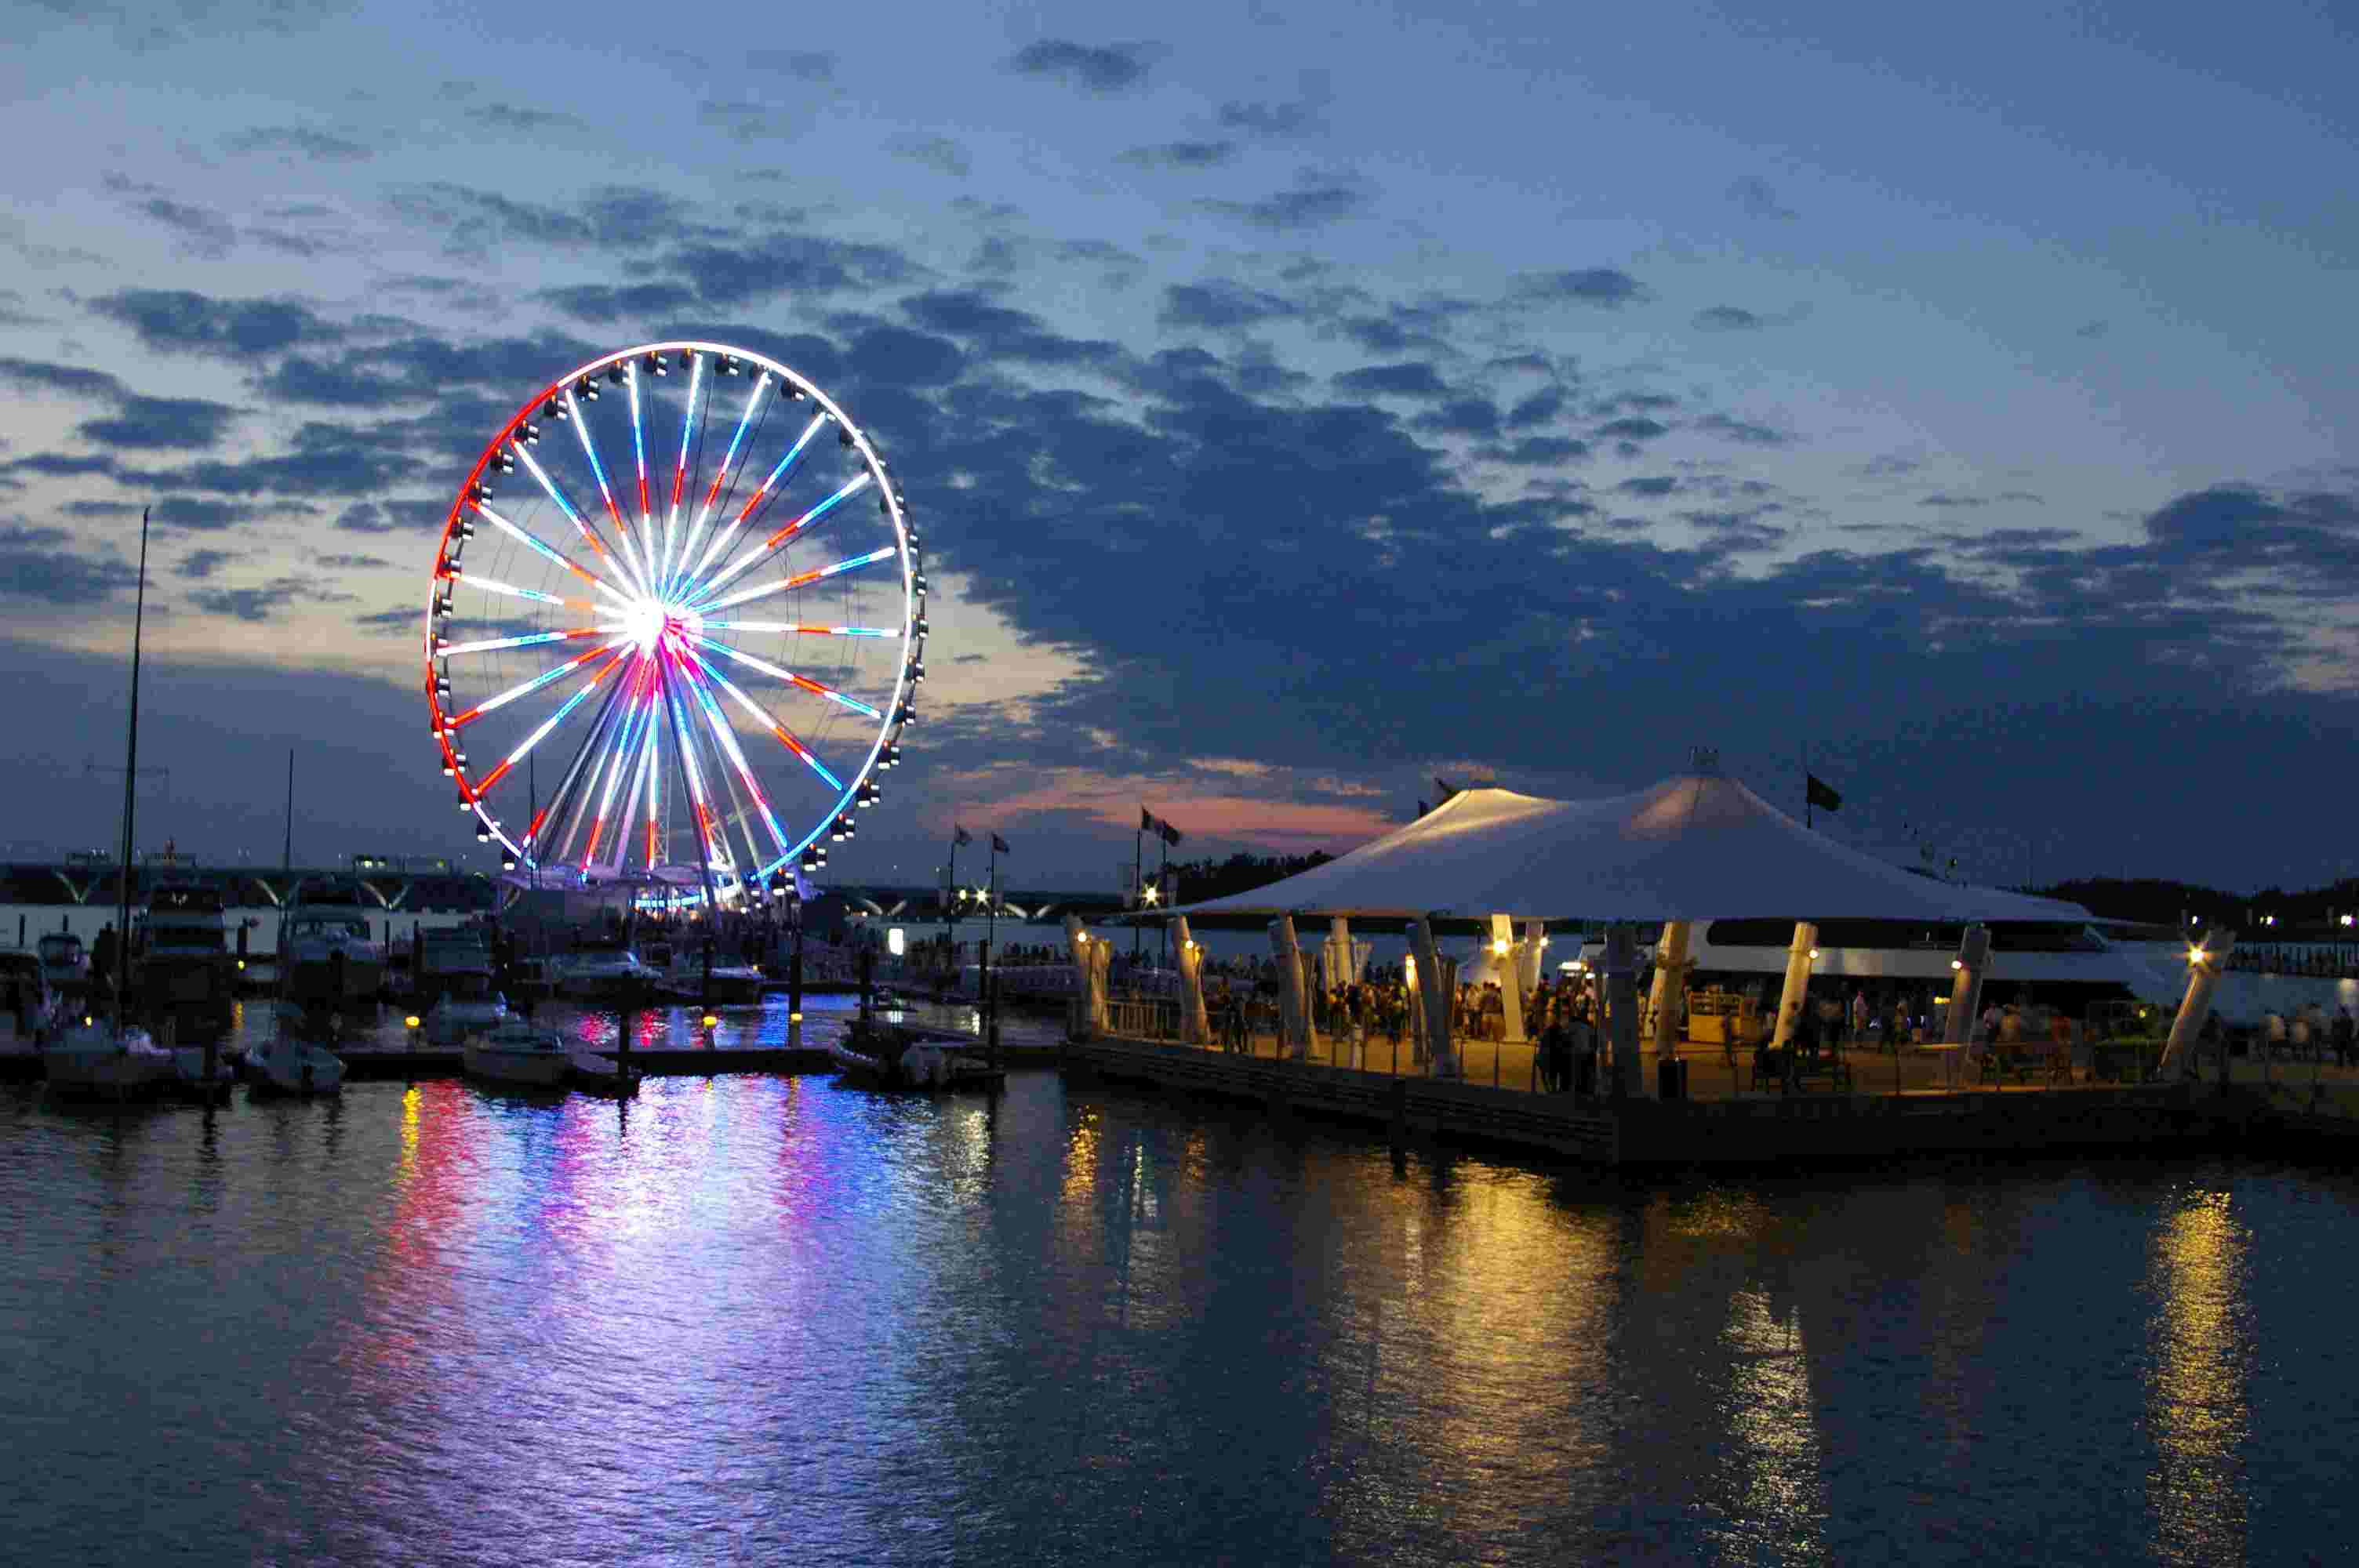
[1181,771,2090,925]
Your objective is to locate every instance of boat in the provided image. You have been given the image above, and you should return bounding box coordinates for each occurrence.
[422,973,511,1044]
[549,942,662,1004]
[1,947,57,1050]
[565,1047,642,1095]
[138,880,236,1033]
[461,1018,572,1087]
[415,922,496,1002]
[36,932,89,996]
[41,1016,176,1099]
[831,1021,1005,1091]
[243,1030,346,1096]
[647,940,766,1004]
[279,884,386,1003]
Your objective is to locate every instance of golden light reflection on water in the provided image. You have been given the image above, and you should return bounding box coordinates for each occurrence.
[2146,1189,2251,1566]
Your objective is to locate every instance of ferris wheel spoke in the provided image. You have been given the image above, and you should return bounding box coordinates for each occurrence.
[565,387,655,593]
[670,372,771,601]
[438,626,603,658]
[512,433,650,602]
[656,655,723,877]
[657,350,706,592]
[471,500,634,609]
[579,663,660,869]
[447,638,629,728]
[612,699,663,877]
[699,620,896,638]
[691,410,828,587]
[675,641,844,793]
[684,633,882,718]
[675,650,794,858]
[525,652,642,862]
[445,569,600,615]
[471,647,629,797]
[689,470,875,607]
[694,543,896,618]
[627,359,654,526]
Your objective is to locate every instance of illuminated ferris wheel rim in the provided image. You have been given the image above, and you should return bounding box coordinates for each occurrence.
[421,338,925,898]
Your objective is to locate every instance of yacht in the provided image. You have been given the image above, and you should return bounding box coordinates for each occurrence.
[416,924,496,1003]
[423,973,511,1044]
[36,932,89,996]
[42,1016,176,1099]
[549,942,661,1003]
[646,939,766,1004]
[280,884,386,1003]
[140,880,235,1033]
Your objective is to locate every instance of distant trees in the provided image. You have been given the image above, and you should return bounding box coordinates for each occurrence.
[1167,849,1334,902]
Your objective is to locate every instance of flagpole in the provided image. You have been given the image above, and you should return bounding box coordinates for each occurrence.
[1132,813,1144,960]
[983,837,998,1062]
[945,825,958,969]
[1158,831,1171,965]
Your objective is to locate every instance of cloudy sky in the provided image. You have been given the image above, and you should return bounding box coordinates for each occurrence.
[2,0,2354,892]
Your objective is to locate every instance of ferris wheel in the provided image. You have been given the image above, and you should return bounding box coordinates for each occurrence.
[423,340,925,905]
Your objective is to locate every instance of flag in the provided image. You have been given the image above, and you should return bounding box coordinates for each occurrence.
[1416,800,1430,818]
[953,825,972,848]
[1157,818,1182,847]
[1140,805,1155,834]
[1434,775,1456,801]
[1806,773,1842,813]
[990,832,1010,854]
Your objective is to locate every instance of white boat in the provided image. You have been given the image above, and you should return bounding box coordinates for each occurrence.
[550,943,661,1003]
[42,1018,176,1098]
[244,1032,346,1095]
[423,975,511,1044]
[280,891,386,1003]
[647,941,766,1004]
[462,1018,572,1087]
[35,932,89,995]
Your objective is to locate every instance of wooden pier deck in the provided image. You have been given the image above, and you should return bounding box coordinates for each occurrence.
[1062,1029,2281,1168]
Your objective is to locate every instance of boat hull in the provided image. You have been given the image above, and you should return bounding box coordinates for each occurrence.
[246,1042,346,1095]
[42,1045,176,1098]
[284,953,386,1002]
[463,1044,570,1087]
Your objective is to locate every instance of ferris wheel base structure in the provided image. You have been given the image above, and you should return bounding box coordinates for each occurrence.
[422,340,926,909]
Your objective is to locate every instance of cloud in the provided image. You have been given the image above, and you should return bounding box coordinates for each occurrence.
[2077,319,2110,339]
[176,548,236,580]
[187,575,352,622]
[87,289,344,355]
[0,523,139,603]
[1617,476,1679,497]
[1005,39,1155,93]
[1515,268,1648,308]
[1695,413,1790,448]
[334,499,445,534]
[1201,169,1370,231]
[151,496,266,532]
[1332,362,1452,400]
[887,134,971,178]
[1728,175,1797,220]
[1594,416,1670,441]
[1693,305,1765,332]
[1919,492,1989,509]
[354,607,420,634]
[743,49,835,82]
[534,281,700,325]
[104,175,237,257]
[314,551,390,570]
[224,125,372,162]
[1218,96,1322,136]
[1158,279,1298,332]
[77,394,241,451]
[1119,140,1238,171]
[0,355,125,401]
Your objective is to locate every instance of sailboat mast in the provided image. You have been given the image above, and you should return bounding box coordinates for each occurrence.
[114,504,150,1022]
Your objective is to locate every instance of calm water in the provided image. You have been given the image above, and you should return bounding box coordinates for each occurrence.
[5,1006,2357,1566]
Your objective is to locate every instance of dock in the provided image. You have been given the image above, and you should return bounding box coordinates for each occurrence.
[1060,1026,2352,1167]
